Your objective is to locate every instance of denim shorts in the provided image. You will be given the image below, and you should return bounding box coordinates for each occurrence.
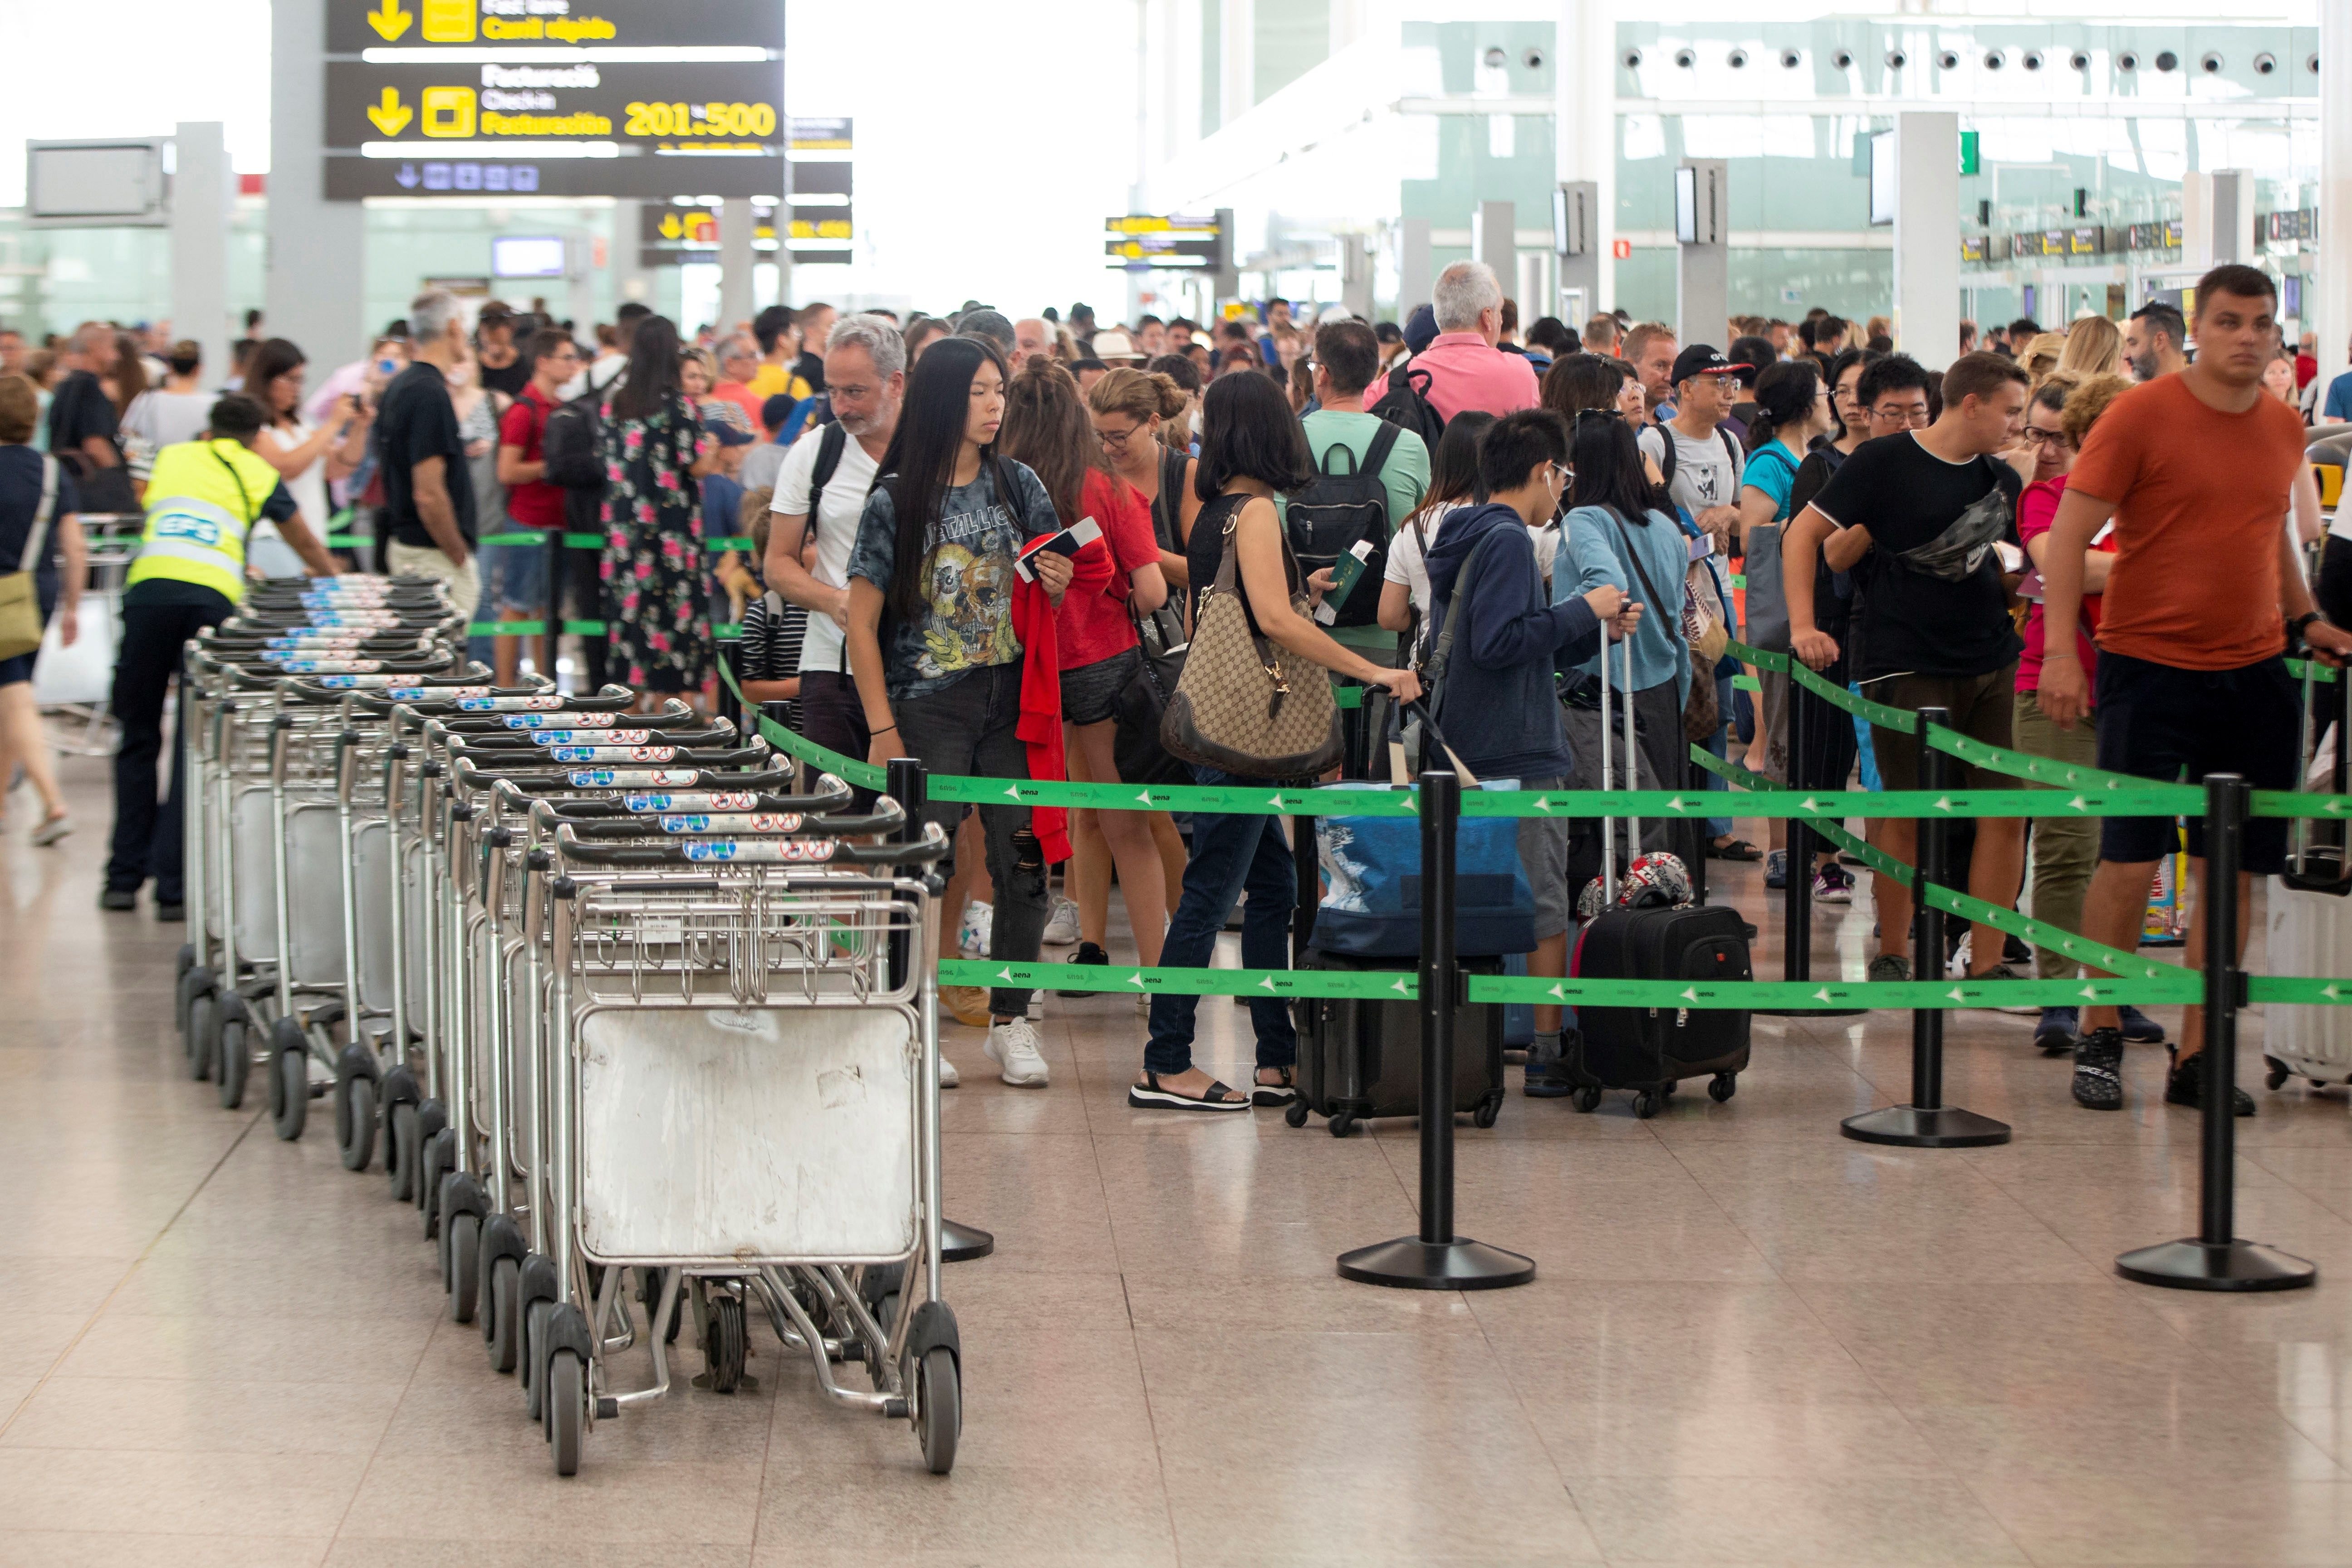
[1059,645,1141,727]
[481,537,549,612]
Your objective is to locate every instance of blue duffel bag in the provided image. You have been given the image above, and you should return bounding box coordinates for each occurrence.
[1312,777,1537,959]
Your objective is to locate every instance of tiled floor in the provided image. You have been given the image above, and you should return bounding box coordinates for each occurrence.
[8,751,2352,1566]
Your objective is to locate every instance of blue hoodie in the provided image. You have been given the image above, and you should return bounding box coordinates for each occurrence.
[1423,502,1604,779]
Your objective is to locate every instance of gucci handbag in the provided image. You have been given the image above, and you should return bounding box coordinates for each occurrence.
[1159,508,1342,779]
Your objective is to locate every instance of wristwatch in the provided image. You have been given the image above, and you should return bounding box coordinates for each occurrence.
[2288,611,2328,646]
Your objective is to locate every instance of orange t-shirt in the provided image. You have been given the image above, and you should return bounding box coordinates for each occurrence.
[2065,372,2305,671]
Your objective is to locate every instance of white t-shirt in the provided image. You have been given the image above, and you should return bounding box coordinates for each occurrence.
[1381,500,1472,657]
[1637,421,1746,518]
[120,389,213,462]
[770,424,880,673]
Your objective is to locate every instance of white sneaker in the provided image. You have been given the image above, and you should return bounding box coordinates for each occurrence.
[957,900,993,957]
[1042,896,1081,946]
[938,1054,960,1089]
[983,1018,1049,1087]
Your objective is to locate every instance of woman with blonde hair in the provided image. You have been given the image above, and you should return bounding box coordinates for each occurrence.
[2019,331,2069,383]
[2055,315,2122,378]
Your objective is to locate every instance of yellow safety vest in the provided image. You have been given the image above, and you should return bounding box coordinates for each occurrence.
[126,439,282,604]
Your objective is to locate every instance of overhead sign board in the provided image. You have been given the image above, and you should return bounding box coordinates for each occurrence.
[323,0,784,201]
[2122,219,2183,252]
[1102,213,1223,271]
[639,200,851,268]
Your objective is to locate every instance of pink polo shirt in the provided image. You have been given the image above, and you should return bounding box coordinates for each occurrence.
[1363,333,1542,425]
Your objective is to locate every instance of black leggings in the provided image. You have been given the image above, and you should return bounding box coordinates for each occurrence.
[107,597,229,900]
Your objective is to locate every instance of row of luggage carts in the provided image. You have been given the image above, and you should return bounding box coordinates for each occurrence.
[168,574,966,1475]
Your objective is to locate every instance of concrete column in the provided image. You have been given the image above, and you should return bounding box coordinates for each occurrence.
[1674,160,1727,344]
[2208,169,2254,268]
[611,201,649,314]
[2320,2,2352,407]
[1556,180,1599,326]
[719,198,755,332]
[1470,200,1514,284]
[1398,217,1433,313]
[168,122,231,387]
[1340,234,1373,319]
[1891,112,1960,370]
[1553,0,1616,310]
[266,0,366,358]
[2181,171,2215,271]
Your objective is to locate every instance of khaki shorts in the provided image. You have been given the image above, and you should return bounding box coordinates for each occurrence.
[386,541,483,626]
[1867,666,2017,792]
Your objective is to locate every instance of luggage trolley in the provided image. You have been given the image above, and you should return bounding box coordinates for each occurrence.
[532,806,961,1475]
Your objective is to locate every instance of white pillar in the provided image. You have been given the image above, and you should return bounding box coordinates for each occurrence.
[1340,234,1373,320]
[1554,0,1615,312]
[1674,160,1727,344]
[1891,111,1960,370]
[266,0,366,358]
[1398,217,1433,313]
[2322,4,2352,410]
[719,197,755,332]
[1471,200,1515,287]
[1556,180,1599,326]
[168,122,231,387]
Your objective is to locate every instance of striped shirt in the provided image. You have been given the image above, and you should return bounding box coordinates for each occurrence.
[736,589,808,731]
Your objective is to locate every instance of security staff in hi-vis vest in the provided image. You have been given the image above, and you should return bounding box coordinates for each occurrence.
[102,394,337,919]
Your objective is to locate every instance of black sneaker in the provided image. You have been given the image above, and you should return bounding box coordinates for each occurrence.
[98,887,137,912]
[2117,1005,2166,1044]
[2165,1047,2255,1116]
[1056,941,1109,997]
[2072,1028,2125,1111]
[2034,1006,2079,1056]
[155,901,185,922]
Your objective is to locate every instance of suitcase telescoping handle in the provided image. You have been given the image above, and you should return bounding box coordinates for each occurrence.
[2285,657,2352,895]
[1385,697,1480,787]
[1595,624,1638,906]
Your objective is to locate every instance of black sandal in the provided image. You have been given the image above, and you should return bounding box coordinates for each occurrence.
[1250,1066,1297,1107]
[1128,1072,1250,1112]
[1708,837,1763,862]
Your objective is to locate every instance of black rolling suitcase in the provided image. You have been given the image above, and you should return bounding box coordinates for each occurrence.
[1562,636,1750,1118]
[1289,950,1507,1137]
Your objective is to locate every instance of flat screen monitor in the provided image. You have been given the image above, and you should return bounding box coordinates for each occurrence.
[492,235,567,279]
[1868,130,1896,226]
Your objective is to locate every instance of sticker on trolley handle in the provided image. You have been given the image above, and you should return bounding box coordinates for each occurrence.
[273,659,383,673]
[567,769,699,786]
[680,838,837,862]
[395,686,490,701]
[622,791,755,813]
[530,729,650,746]
[497,707,607,725]
[455,695,564,712]
[548,745,679,763]
[654,813,804,834]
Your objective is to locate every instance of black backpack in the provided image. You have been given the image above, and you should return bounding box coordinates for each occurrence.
[1284,422,1401,628]
[1370,363,1446,449]
[541,393,607,492]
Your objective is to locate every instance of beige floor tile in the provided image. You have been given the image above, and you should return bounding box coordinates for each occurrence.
[1567,1473,2029,1564]
[1907,1398,2347,1481]
[754,1457,1177,1558]
[327,1546,748,1568]
[0,1445,367,1536]
[55,1308,438,1385]
[1162,1464,1605,1565]
[1969,1475,2352,1565]
[1528,1398,1946,1478]
[1,1375,405,1455]
[0,1533,329,1568]
[1120,1269,1483,1336]
[338,1452,765,1542]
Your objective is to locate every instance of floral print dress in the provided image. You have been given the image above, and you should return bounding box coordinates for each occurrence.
[597,396,712,693]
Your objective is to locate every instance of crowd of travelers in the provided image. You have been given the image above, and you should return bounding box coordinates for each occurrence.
[0,256,2342,1114]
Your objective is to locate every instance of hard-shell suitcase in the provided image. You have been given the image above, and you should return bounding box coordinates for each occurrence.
[1562,635,1751,1118]
[1289,950,1506,1137]
[2262,662,2352,1093]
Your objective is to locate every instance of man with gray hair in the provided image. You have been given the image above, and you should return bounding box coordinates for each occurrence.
[763,311,909,799]
[953,308,1017,362]
[375,289,480,620]
[1362,260,1539,425]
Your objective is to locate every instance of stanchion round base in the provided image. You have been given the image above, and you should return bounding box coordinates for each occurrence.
[2116,1237,2318,1293]
[1337,1236,1534,1291]
[942,1219,994,1264]
[1840,1104,2012,1148]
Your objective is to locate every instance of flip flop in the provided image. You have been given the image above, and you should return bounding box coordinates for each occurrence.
[1708,838,1762,862]
[1127,1072,1250,1112]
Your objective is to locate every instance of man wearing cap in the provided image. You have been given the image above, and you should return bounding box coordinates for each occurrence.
[1636,345,1751,544]
[1361,261,1538,424]
[1089,327,1147,367]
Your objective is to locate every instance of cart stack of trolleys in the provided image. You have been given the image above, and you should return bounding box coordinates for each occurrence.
[173,577,466,1118]
[529,800,960,1475]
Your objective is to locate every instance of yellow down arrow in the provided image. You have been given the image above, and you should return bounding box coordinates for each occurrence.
[368,0,414,40]
[367,87,413,136]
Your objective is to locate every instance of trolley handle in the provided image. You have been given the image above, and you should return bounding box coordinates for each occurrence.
[449,722,730,748]
[551,820,948,867]
[445,742,775,770]
[544,799,906,839]
[444,758,818,800]
[530,782,872,822]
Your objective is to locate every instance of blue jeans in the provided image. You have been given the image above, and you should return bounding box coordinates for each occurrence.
[1144,765,1298,1078]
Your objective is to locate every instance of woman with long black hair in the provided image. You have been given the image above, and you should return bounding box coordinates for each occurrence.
[845,335,1072,1089]
[598,314,716,708]
[1135,371,1424,1112]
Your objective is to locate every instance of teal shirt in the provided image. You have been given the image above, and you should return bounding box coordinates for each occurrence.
[1280,410,1430,653]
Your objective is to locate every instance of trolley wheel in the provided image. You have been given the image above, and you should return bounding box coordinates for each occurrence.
[176,942,194,982]
[706,1292,747,1395]
[186,991,219,1088]
[2266,1057,2291,1092]
[1283,1100,1310,1128]
[1572,1085,1603,1114]
[1633,1089,1663,1120]
[487,1256,520,1374]
[420,1130,455,1239]
[174,958,201,1052]
[915,1347,960,1475]
[524,1301,553,1421]
[1707,1072,1737,1104]
[269,1020,307,1141]
[335,1061,377,1173]
[446,1211,480,1325]
[215,1014,250,1111]
[546,1349,584,1477]
[1328,1112,1357,1139]
[1473,1091,1503,1129]
[387,1100,419,1201]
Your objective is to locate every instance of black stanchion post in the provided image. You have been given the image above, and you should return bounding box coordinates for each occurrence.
[1841,709,2011,1149]
[1338,768,1533,1290]
[1291,808,1318,966]
[886,755,995,1265]
[542,528,564,691]
[2117,774,2316,1291]
[1785,671,1813,985]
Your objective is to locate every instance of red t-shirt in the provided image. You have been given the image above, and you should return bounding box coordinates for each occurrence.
[2015,474,2116,692]
[1054,469,1161,671]
[498,385,565,529]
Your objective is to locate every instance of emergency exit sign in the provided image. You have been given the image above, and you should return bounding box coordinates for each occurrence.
[1960,131,1981,176]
